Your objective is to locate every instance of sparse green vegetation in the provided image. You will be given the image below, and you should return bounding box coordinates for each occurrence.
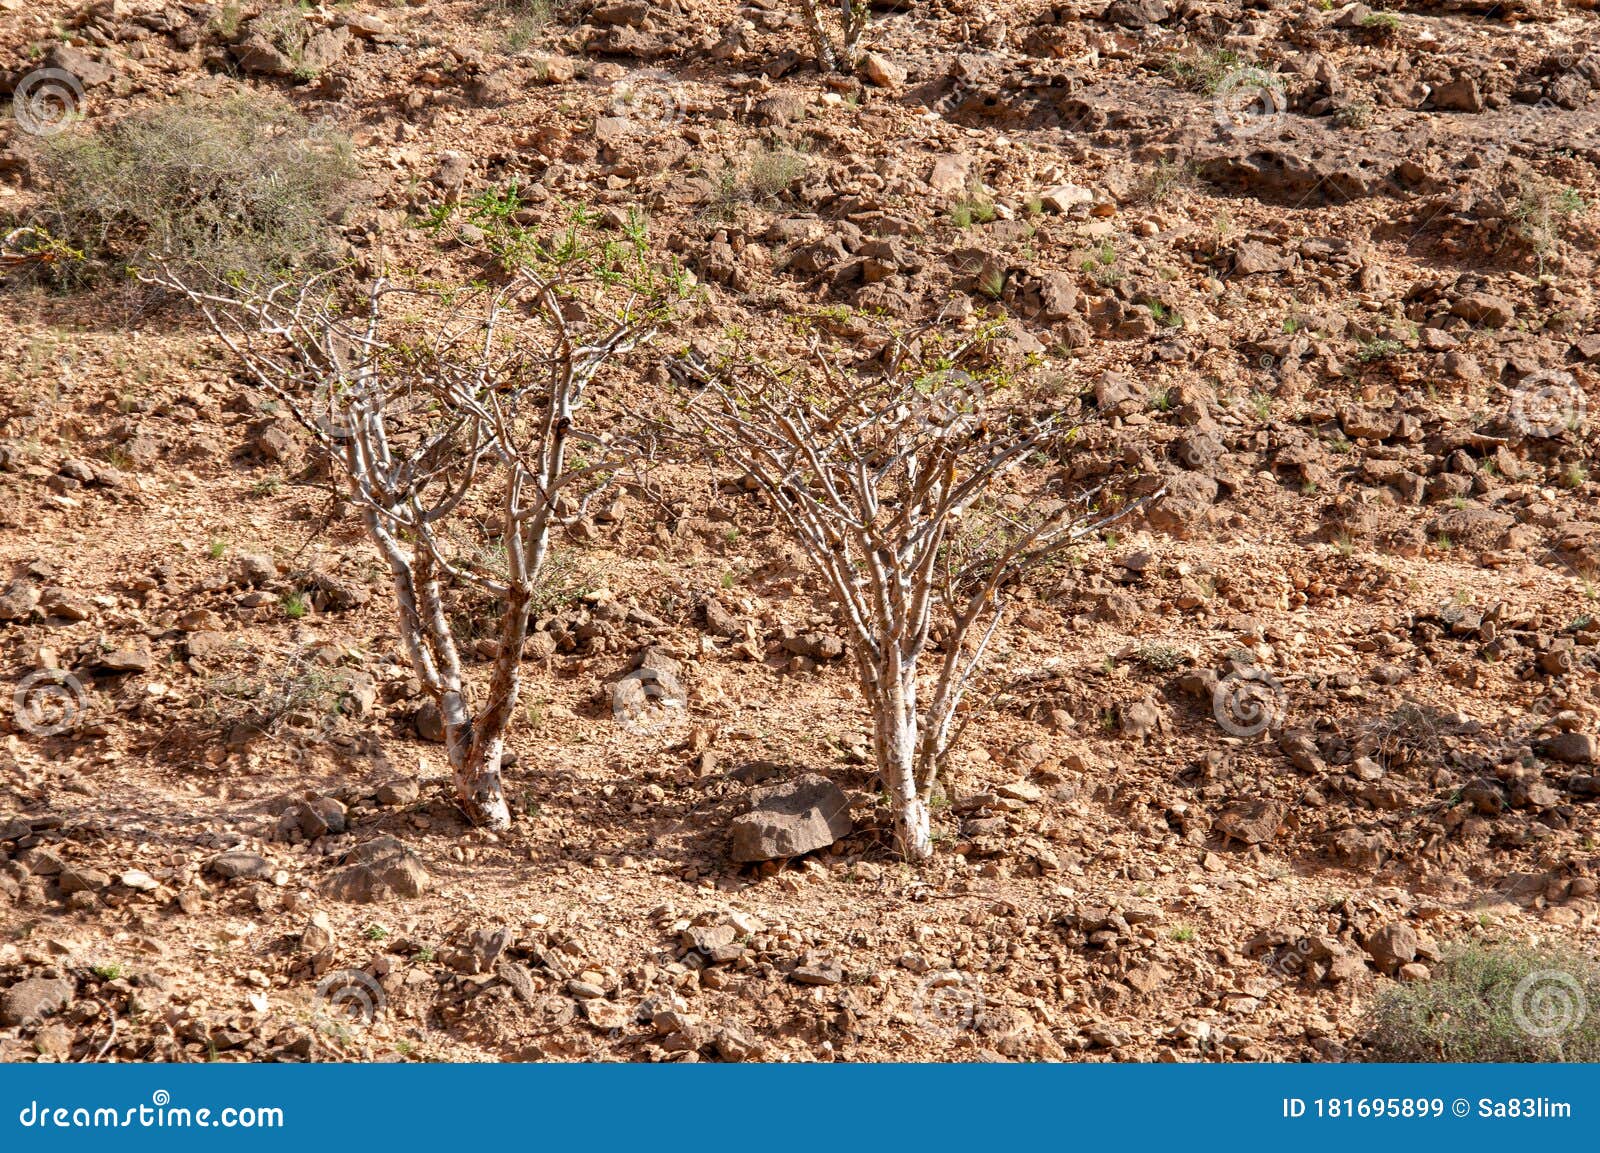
[704,144,809,219]
[496,0,558,51]
[950,194,997,230]
[1511,178,1588,271]
[1367,944,1600,1061]
[1163,49,1242,95]
[1359,10,1400,34]
[1357,338,1405,363]
[1135,158,1195,205]
[1334,99,1375,129]
[1134,643,1186,672]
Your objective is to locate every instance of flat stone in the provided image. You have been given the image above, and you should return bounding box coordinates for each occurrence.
[57,864,110,894]
[209,850,274,881]
[729,773,852,862]
[94,648,151,673]
[790,953,843,986]
[1540,733,1596,764]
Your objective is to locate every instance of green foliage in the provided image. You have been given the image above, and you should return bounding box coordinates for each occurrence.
[1163,50,1241,95]
[1357,338,1405,363]
[430,192,689,311]
[1367,944,1600,1062]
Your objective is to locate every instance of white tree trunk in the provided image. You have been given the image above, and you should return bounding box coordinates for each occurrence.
[440,690,512,831]
[875,681,932,862]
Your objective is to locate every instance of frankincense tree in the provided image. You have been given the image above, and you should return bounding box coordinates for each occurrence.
[670,318,1149,860]
[147,215,684,829]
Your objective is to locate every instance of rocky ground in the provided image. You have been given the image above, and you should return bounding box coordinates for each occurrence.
[1,0,1598,1062]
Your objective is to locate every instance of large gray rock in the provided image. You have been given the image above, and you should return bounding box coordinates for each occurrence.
[325,836,430,902]
[1,976,75,1027]
[730,773,852,862]
[208,850,274,881]
[1540,733,1597,764]
[1362,922,1419,975]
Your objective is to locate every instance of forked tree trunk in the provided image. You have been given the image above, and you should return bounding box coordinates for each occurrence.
[440,690,512,831]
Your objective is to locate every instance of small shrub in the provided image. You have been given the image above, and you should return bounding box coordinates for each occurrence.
[1334,100,1374,129]
[703,144,807,217]
[252,4,316,68]
[1163,50,1241,95]
[746,145,808,201]
[1134,158,1195,205]
[1134,643,1186,672]
[1510,179,1587,272]
[33,95,356,286]
[1359,10,1400,35]
[1357,338,1405,363]
[495,0,559,51]
[1366,944,1600,1062]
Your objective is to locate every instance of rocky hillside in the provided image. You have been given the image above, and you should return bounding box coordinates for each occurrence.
[0,0,1598,1062]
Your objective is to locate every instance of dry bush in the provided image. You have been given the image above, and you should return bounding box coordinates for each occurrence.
[31,94,356,286]
[1366,944,1600,1062]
